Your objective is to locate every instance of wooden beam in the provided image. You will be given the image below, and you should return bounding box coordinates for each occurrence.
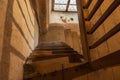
[91,50,120,70]
[76,0,90,61]
[89,23,120,49]
[86,0,104,21]
[88,0,120,34]
[83,0,92,9]
[66,0,71,11]
[52,0,55,11]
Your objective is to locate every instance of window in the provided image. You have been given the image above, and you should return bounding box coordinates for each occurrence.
[52,0,77,12]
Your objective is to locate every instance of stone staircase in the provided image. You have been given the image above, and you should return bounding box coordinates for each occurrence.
[24,41,84,80]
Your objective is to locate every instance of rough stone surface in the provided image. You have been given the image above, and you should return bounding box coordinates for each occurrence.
[0,0,39,80]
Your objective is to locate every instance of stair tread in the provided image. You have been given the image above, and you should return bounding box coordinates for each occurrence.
[24,41,84,79]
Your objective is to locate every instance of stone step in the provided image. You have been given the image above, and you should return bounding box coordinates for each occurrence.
[52,50,78,54]
[37,41,70,48]
[31,53,78,56]
[24,41,84,80]
[33,50,76,54]
[24,62,87,79]
[28,54,83,62]
[35,47,73,51]
[28,55,70,61]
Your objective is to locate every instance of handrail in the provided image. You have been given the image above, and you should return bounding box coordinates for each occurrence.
[86,0,104,21]
[87,0,120,34]
[89,23,120,49]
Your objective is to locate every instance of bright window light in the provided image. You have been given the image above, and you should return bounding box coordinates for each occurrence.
[53,0,77,12]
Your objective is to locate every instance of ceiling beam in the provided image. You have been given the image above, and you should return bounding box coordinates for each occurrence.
[66,0,71,11]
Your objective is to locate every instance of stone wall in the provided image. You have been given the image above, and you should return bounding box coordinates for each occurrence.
[0,0,39,80]
[74,0,120,80]
[44,23,83,55]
